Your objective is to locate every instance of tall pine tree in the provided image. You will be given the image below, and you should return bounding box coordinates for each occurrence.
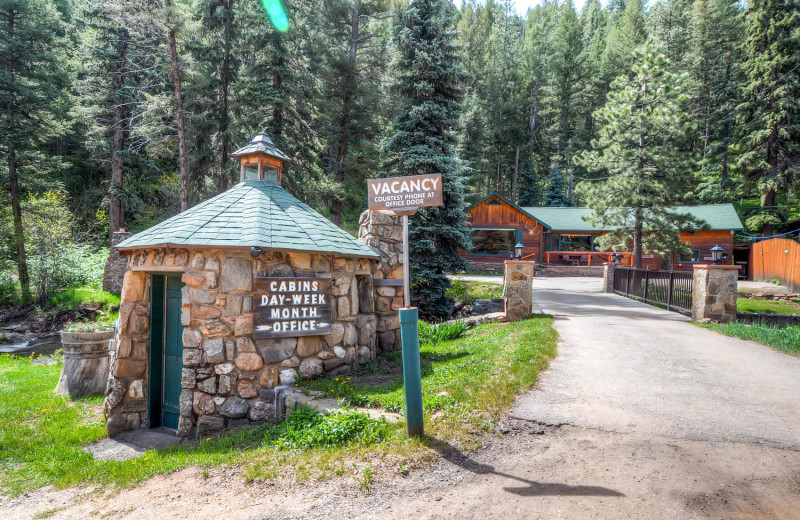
[578,44,700,268]
[736,0,800,235]
[382,0,470,318]
[0,0,70,299]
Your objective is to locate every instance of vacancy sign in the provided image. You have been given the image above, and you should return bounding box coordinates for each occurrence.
[367,173,443,212]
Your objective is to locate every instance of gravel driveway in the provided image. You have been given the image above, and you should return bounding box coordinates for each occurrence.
[513,277,800,449]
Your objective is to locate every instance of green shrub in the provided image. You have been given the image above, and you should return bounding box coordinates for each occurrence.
[265,406,389,450]
[418,320,470,346]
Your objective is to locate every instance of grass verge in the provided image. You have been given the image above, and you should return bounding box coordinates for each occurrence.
[700,322,800,356]
[0,316,557,495]
[737,297,800,315]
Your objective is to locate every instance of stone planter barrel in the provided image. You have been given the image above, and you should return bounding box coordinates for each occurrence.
[55,330,114,398]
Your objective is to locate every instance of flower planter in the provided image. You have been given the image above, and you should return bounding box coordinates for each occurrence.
[55,330,115,398]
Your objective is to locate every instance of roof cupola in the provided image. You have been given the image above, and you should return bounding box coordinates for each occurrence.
[231,132,291,185]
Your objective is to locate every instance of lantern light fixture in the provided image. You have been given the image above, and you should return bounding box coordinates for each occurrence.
[515,242,524,260]
[710,244,724,265]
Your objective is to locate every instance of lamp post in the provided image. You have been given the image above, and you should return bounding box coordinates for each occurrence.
[515,242,524,260]
[710,244,724,265]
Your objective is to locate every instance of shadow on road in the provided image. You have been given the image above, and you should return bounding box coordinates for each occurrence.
[425,436,625,498]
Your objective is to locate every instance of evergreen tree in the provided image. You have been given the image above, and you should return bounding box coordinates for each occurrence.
[318,0,391,226]
[578,44,700,268]
[383,0,470,318]
[736,0,800,235]
[647,0,695,71]
[545,164,570,206]
[518,160,542,206]
[688,0,743,202]
[0,0,71,299]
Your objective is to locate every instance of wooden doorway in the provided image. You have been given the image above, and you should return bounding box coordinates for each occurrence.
[148,274,184,430]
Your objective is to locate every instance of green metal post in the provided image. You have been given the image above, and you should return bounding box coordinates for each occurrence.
[399,307,424,437]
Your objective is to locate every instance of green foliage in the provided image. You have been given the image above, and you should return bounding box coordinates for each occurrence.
[305,317,558,419]
[736,0,800,235]
[737,298,800,315]
[445,280,503,306]
[21,192,109,302]
[701,323,800,356]
[517,160,543,206]
[265,406,390,450]
[383,0,471,319]
[418,320,470,346]
[577,43,700,265]
[545,164,571,207]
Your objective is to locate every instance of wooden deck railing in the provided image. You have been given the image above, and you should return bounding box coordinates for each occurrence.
[545,251,632,266]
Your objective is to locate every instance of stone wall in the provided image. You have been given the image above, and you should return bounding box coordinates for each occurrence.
[358,210,403,353]
[504,260,535,321]
[103,230,133,293]
[105,247,379,437]
[691,264,738,323]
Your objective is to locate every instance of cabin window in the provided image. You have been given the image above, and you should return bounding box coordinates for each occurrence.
[678,249,701,263]
[471,228,516,256]
[243,164,259,181]
[558,234,593,252]
[262,166,279,183]
[486,199,503,206]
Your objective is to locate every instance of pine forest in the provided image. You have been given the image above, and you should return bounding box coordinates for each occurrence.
[1,0,799,312]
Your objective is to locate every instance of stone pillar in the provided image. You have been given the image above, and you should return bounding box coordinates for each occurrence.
[603,263,615,293]
[692,264,739,323]
[504,261,535,321]
[103,229,133,293]
[358,210,403,352]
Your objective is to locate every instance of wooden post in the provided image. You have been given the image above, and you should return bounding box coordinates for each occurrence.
[643,267,650,303]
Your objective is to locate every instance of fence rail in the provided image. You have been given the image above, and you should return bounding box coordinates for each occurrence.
[613,267,694,316]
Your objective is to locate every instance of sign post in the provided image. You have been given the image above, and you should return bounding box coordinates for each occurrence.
[367,173,443,437]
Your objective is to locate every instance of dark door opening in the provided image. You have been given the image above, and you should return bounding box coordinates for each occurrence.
[148,274,184,429]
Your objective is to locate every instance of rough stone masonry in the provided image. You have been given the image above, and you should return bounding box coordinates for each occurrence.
[104,211,405,438]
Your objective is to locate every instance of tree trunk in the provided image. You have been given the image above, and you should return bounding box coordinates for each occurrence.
[761,125,779,236]
[330,0,361,226]
[512,146,519,204]
[8,147,30,300]
[109,28,128,242]
[218,0,232,193]
[166,0,189,212]
[6,13,30,300]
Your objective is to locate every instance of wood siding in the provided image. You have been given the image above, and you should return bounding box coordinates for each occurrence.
[749,238,800,292]
[463,197,737,271]
[465,195,544,262]
[673,230,735,271]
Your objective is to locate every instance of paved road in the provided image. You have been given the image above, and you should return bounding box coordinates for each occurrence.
[512,277,800,449]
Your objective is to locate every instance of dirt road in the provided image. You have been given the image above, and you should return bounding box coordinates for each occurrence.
[4,277,800,519]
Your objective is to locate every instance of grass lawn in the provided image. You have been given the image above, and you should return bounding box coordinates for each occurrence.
[737,297,800,315]
[446,280,504,306]
[700,322,800,356]
[0,316,557,495]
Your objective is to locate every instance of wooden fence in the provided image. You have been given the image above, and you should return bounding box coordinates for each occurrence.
[750,238,800,292]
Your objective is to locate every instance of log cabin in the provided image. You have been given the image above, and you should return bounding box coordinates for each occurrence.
[462,193,744,273]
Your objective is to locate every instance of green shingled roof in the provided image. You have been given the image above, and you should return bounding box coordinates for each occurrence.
[116,181,379,258]
[521,204,744,232]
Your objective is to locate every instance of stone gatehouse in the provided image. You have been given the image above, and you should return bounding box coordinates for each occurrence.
[104,133,401,438]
